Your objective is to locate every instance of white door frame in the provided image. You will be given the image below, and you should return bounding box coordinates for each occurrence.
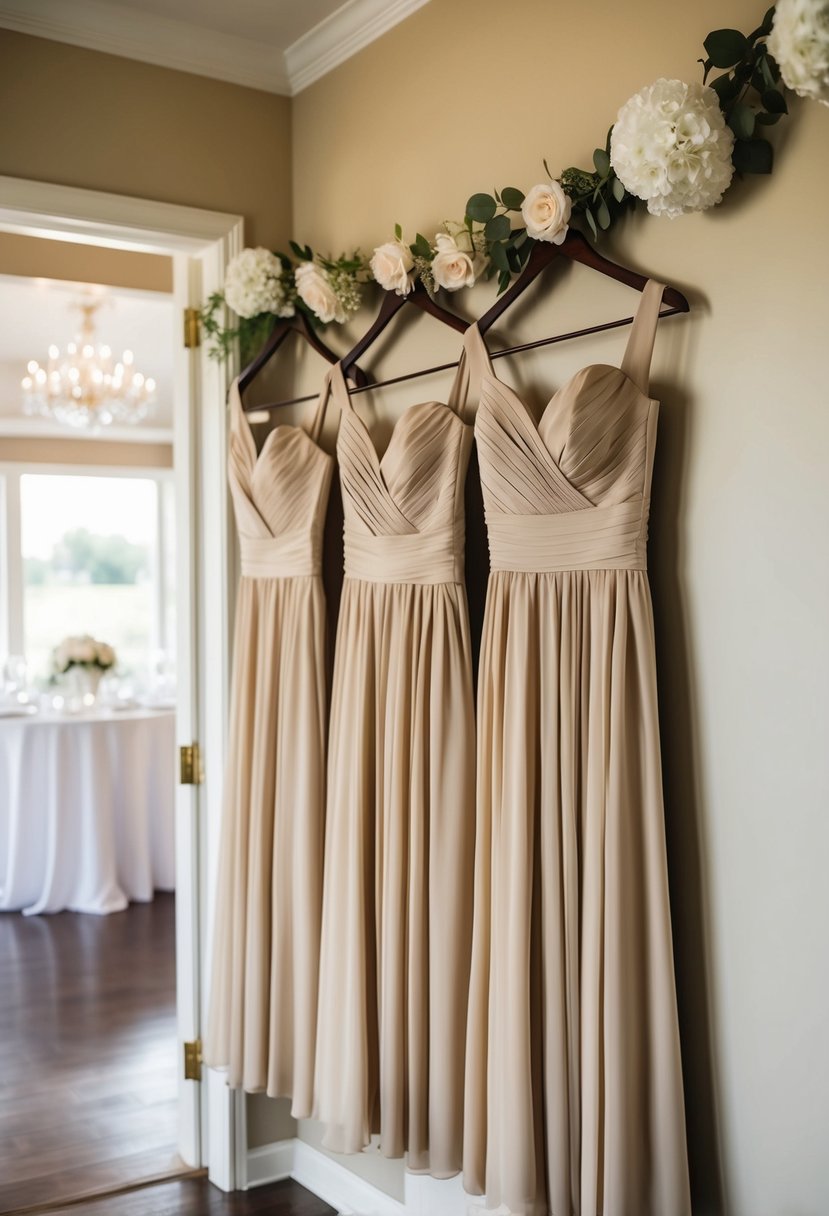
[0,175,244,1189]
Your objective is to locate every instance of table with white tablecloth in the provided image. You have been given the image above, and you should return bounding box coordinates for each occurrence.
[0,708,176,915]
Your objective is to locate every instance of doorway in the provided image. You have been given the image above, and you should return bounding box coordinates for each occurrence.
[0,175,244,1202]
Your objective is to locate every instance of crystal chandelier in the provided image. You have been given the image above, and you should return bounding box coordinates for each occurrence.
[21,298,157,429]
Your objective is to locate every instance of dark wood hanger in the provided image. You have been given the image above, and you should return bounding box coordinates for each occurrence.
[248,232,690,407]
[338,279,468,381]
[237,309,369,410]
[476,227,689,336]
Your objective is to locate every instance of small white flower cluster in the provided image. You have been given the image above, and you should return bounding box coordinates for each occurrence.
[769,0,829,105]
[295,261,363,324]
[53,635,117,674]
[223,247,295,320]
[610,78,735,218]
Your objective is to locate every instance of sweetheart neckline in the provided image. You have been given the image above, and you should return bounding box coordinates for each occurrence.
[479,361,657,437]
[341,397,471,475]
[231,378,331,476]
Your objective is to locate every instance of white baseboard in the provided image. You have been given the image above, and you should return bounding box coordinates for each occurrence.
[243,1139,295,1190]
[242,1136,479,1215]
[292,1138,407,1216]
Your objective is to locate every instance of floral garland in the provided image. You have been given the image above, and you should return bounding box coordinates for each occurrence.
[204,0,828,359]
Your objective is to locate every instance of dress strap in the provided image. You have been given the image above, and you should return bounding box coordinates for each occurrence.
[228,377,257,466]
[448,323,495,421]
[620,279,666,396]
[307,365,339,442]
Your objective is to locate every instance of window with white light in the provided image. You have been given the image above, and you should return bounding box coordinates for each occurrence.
[1,469,175,683]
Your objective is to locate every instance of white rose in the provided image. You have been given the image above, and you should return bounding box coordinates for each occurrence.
[431,231,485,292]
[521,182,572,244]
[370,240,415,295]
[295,262,345,324]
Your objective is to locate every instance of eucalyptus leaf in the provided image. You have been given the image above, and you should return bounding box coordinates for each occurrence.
[710,73,740,100]
[732,137,773,174]
[704,28,748,68]
[755,110,783,125]
[728,102,756,140]
[762,88,787,113]
[485,214,511,242]
[612,177,626,203]
[761,5,775,34]
[597,198,611,230]
[759,54,777,90]
[500,186,525,210]
[413,233,433,258]
[497,269,512,295]
[489,241,510,271]
[584,207,598,239]
[394,223,402,240]
[593,148,611,177]
[466,192,497,223]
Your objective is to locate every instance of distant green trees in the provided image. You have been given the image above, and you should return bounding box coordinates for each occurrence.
[25,528,149,586]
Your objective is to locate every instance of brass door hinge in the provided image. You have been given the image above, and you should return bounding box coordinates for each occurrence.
[179,742,203,785]
[183,306,201,349]
[183,1039,202,1081]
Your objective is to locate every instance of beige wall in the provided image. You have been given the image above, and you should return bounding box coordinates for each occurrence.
[0,436,171,468]
[0,232,172,293]
[0,30,292,248]
[278,3,829,1216]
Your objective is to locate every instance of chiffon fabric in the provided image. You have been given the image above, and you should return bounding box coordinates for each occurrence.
[313,352,480,1175]
[463,285,692,1215]
[204,376,334,1116]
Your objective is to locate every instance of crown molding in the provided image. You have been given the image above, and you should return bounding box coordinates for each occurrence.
[0,0,291,95]
[285,0,431,93]
[0,0,432,97]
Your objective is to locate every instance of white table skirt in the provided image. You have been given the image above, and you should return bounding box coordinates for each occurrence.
[0,709,175,915]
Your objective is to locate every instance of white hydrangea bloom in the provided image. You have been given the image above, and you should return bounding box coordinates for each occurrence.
[768,0,829,105]
[610,78,735,218]
[223,247,295,319]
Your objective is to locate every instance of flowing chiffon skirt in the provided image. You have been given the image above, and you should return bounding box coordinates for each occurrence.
[464,568,690,1216]
[205,573,327,1116]
[315,576,475,1177]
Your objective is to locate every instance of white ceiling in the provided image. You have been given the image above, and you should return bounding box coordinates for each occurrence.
[0,0,431,94]
[0,276,174,439]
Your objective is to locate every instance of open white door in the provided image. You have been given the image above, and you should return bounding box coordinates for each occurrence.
[172,252,205,1168]
[0,175,244,1184]
[171,246,242,1176]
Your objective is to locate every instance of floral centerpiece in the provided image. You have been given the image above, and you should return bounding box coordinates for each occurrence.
[53,635,117,700]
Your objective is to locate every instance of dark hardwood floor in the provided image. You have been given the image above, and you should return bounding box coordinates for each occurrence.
[0,896,183,1213]
[37,1177,335,1215]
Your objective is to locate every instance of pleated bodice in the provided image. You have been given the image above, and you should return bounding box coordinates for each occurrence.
[472,278,663,574]
[228,379,334,578]
[330,363,473,584]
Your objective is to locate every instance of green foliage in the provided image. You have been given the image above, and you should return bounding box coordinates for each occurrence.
[49,528,149,586]
[700,7,783,176]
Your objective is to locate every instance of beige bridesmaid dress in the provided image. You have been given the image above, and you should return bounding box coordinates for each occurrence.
[463,284,692,1215]
[204,374,334,1117]
[314,355,477,1176]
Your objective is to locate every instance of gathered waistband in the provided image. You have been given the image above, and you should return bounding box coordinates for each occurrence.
[487,500,648,573]
[240,529,322,579]
[344,524,464,585]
